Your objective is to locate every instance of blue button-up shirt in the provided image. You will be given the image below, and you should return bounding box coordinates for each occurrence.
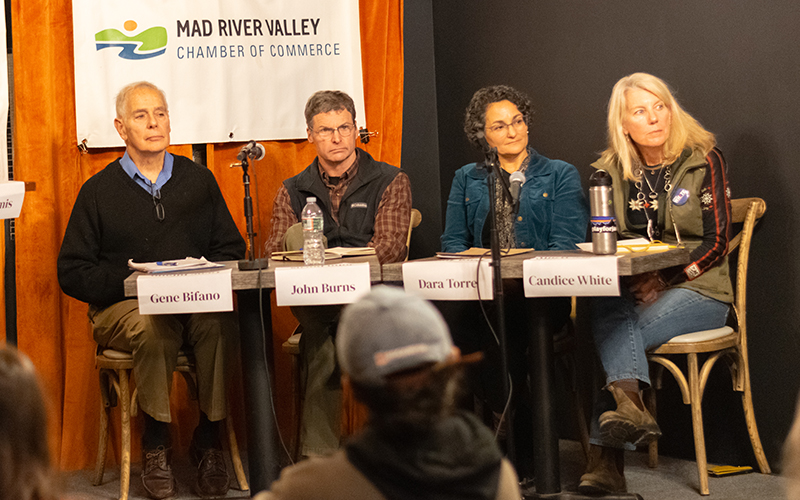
[120,151,174,194]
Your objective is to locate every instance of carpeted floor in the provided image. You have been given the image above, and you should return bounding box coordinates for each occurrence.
[60,439,784,500]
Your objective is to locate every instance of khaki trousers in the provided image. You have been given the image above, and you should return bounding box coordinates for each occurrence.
[291,304,343,456]
[90,299,237,423]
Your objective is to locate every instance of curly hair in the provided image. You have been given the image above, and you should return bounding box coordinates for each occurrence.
[464,85,533,150]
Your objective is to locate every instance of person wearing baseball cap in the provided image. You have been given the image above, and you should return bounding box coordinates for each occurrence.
[255,286,520,500]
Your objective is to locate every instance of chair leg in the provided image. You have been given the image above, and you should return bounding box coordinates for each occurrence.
[571,370,591,461]
[93,371,111,486]
[741,375,772,474]
[291,351,302,462]
[118,369,132,500]
[225,414,250,492]
[687,354,710,496]
[646,387,659,468]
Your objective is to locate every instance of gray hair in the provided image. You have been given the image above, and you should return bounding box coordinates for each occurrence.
[304,90,356,129]
[115,81,168,119]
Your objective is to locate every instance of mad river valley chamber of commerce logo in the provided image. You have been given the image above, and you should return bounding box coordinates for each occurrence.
[95,20,168,60]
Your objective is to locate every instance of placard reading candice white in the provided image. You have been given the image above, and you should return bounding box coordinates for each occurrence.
[523,256,619,297]
[274,262,371,306]
[402,259,493,301]
[137,269,233,314]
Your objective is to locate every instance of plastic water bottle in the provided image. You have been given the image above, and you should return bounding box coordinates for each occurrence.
[589,170,617,255]
[302,197,325,265]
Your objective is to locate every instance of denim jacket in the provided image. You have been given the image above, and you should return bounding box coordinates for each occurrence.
[441,148,588,252]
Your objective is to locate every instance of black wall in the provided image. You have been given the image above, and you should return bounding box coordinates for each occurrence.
[404,0,800,470]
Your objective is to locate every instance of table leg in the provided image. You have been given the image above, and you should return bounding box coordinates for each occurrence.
[237,288,280,494]
[528,299,560,495]
[523,298,644,500]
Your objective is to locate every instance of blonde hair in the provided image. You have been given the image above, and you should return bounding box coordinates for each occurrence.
[600,73,715,181]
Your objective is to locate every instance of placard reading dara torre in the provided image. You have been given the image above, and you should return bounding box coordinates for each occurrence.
[71,0,365,146]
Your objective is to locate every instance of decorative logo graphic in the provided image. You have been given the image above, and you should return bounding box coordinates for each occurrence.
[95,20,167,60]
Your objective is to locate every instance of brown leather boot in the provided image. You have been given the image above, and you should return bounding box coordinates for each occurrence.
[579,444,626,495]
[141,446,177,500]
[599,384,661,447]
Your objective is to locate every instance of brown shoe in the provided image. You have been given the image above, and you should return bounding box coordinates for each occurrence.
[190,440,229,498]
[599,385,661,447]
[141,446,177,500]
[579,445,626,495]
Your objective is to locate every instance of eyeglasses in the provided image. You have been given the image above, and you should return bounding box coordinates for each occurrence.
[314,123,355,140]
[152,188,165,222]
[485,117,527,137]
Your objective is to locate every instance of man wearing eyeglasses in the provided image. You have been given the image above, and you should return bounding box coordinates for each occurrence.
[264,90,412,457]
[57,81,245,500]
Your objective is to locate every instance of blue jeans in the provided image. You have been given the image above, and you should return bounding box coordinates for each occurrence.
[589,287,729,449]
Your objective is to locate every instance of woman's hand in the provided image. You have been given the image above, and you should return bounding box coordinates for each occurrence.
[628,271,667,305]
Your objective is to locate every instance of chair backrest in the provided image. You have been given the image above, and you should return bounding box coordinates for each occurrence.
[728,197,766,342]
[405,208,422,261]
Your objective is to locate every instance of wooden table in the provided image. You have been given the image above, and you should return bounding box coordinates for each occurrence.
[124,256,381,495]
[383,248,689,498]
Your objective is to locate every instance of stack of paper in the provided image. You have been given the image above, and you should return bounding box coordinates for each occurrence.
[270,246,376,261]
[128,257,225,274]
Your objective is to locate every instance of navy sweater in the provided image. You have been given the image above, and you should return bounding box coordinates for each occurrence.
[57,155,245,308]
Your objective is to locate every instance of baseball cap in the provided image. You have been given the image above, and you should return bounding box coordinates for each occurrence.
[336,286,457,387]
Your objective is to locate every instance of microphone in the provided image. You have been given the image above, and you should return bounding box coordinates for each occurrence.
[509,170,525,207]
[237,141,265,162]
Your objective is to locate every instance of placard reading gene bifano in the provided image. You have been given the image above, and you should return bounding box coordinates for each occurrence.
[137,269,234,314]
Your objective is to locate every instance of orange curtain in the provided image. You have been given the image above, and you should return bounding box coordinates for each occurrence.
[10,0,403,470]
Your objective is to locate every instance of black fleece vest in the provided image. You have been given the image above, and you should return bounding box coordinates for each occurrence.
[284,150,400,248]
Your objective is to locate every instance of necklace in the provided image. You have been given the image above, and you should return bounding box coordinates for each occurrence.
[633,163,672,240]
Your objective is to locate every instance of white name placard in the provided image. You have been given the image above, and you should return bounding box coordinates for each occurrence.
[137,269,233,314]
[402,259,493,301]
[523,256,619,297]
[0,181,25,219]
[274,262,371,306]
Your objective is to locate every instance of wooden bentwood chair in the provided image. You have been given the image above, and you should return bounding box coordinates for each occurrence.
[645,197,771,495]
[93,348,249,500]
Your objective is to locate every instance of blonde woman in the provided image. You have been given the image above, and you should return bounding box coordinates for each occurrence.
[580,73,733,494]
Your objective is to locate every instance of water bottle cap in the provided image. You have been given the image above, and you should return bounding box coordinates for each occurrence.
[589,169,612,187]
[306,197,317,203]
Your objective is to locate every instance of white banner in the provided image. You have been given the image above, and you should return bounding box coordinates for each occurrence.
[72,0,365,147]
[523,256,619,297]
[402,259,494,301]
[137,269,233,314]
[274,262,371,306]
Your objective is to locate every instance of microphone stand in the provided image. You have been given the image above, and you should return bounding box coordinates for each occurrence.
[481,148,514,464]
[236,154,269,271]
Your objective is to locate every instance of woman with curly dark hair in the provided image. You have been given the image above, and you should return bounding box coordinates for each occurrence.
[439,85,588,480]
[442,84,587,252]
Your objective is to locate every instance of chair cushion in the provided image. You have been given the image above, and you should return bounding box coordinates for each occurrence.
[102,349,133,360]
[664,326,735,344]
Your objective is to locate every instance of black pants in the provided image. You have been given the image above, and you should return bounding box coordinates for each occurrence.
[434,282,570,478]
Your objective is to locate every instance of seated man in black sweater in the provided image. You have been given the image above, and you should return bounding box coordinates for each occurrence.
[57,81,245,500]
